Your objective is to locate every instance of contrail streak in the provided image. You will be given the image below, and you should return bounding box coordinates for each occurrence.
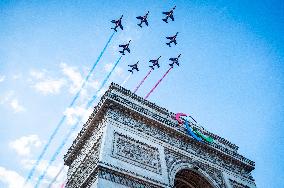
[34,56,123,188]
[133,69,152,93]
[145,67,173,100]
[24,31,115,186]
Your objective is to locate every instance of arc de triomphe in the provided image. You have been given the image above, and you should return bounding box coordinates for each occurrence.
[64,83,256,188]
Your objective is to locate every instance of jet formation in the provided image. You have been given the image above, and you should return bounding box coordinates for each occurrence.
[128,61,139,73]
[136,11,149,28]
[119,40,131,55]
[111,5,181,73]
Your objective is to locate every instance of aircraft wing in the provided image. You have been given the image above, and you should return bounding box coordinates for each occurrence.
[136,67,139,71]
[145,20,149,26]
[119,24,123,30]
[157,64,160,68]
[170,15,174,21]
[169,58,175,61]
[174,40,177,45]
[149,60,155,62]
[166,36,173,39]
[162,11,170,15]
[126,48,130,53]
[119,44,126,47]
[111,20,116,23]
[136,16,143,20]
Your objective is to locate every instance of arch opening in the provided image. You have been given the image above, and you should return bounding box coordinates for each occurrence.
[174,169,214,188]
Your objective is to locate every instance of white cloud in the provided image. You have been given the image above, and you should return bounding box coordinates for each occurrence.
[0,91,14,105]
[29,69,66,95]
[30,70,45,80]
[10,99,26,113]
[33,78,65,95]
[89,79,100,90]
[9,135,42,156]
[104,63,114,72]
[115,67,124,77]
[12,73,22,80]
[60,63,83,94]
[0,166,32,188]
[63,106,92,125]
[0,75,5,82]
[21,159,67,185]
[0,91,26,113]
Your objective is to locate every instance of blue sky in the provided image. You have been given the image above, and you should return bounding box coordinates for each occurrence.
[0,0,283,187]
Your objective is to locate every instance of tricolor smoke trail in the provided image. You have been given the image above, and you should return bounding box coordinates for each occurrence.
[133,69,153,93]
[121,72,132,87]
[24,31,115,186]
[35,56,123,188]
[144,67,173,100]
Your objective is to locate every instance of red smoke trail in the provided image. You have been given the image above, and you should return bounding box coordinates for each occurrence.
[144,67,173,100]
[133,69,153,93]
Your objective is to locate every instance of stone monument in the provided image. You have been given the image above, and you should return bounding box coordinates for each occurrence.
[64,83,256,188]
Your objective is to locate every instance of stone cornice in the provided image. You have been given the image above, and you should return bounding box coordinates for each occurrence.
[65,82,255,171]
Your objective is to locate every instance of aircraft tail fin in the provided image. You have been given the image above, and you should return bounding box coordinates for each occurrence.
[162,18,168,23]
[111,27,117,32]
[149,66,154,70]
[137,23,142,28]
[128,70,133,73]
[166,42,171,47]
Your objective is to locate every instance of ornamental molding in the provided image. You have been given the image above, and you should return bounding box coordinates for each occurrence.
[98,161,167,187]
[66,136,102,188]
[111,132,162,174]
[98,167,162,188]
[229,179,250,188]
[66,120,104,181]
[66,83,254,171]
[107,108,253,181]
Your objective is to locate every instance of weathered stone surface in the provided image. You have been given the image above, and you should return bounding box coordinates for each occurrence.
[64,83,256,188]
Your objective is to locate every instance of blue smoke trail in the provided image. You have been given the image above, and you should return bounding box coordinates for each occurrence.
[34,56,123,188]
[24,31,115,186]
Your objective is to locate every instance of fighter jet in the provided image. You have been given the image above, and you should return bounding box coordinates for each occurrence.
[162,6,176,23]
[119,40,131,55]
[166,32,178,47]
[169,54,181,67]
[149,56,161,70]
[111,15,123,32]
[128,61,139,73]
[136,11,149,28]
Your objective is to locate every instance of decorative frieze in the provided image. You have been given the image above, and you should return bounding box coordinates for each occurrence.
[66,83,254,169]
[107,108,253,180]
[112,132,162,174]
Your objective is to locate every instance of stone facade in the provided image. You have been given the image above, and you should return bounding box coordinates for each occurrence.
[64,83,257,188]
